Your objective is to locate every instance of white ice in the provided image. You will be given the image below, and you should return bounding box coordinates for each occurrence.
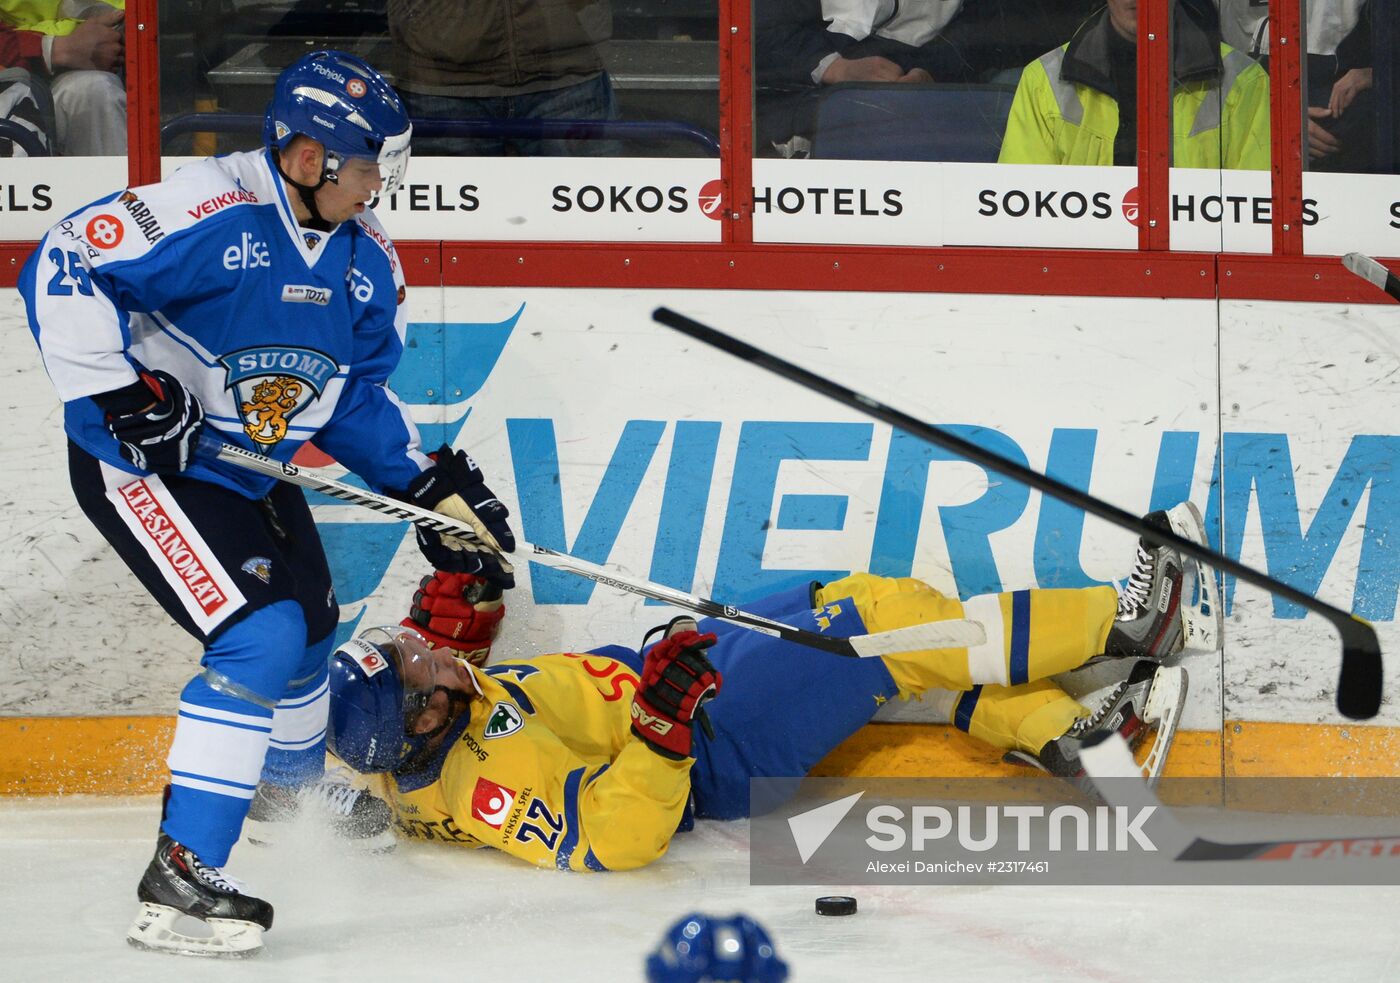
[4,796,1400,982]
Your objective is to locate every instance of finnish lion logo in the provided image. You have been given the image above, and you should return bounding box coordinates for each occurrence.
[241,376,305,446]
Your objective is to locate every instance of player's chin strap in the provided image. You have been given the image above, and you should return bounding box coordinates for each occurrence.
[400,688,475,774]
[273,148,336,231]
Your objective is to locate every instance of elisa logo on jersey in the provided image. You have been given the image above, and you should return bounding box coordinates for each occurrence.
[698,179,724,221]
[224,232,271,270]
[219,345,338,450]
[471,778,518,828]
[346,78,367,98]
[85,214,124,249]
[483,702,524,739]
[348,268,375,303]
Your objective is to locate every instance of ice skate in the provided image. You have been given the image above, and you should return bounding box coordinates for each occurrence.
[244,770,396,851]
[1005,660,1187,786]
[126,833,273,957]
[1102,502,1222,661]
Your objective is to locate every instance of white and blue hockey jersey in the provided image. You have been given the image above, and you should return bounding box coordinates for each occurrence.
[20,148,429,498]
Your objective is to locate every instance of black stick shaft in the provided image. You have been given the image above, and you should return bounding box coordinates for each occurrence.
[652,306,1382,720]
[1178,835,1400,862]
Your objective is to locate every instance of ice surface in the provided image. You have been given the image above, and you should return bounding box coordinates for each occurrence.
[3,796,1400,982]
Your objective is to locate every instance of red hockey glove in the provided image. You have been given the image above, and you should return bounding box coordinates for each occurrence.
[631,629,722,760]
[401,571,505,667]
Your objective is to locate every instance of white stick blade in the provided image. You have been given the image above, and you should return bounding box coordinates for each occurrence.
[1078,733,1144,783]
[847,619,987,658]
[1343,252,1391,289]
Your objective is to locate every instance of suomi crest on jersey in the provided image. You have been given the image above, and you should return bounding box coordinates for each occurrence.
[219,345,338,450]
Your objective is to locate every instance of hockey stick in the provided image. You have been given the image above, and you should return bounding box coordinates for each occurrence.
[1342,252,1400,301]
[1081,734,1400,862]
[196,434,986,657]
[651,307,1382,721]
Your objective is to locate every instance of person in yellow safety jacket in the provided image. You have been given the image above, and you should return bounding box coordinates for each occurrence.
[326,503,1217,873]
[998,0,1270,169]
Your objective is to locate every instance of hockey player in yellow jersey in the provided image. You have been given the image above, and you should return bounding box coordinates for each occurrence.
[326,503,1218,871]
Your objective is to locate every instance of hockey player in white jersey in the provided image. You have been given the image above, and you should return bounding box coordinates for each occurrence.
[20,51,516,957]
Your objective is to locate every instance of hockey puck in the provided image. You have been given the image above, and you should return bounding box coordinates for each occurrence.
[815,896,857,916]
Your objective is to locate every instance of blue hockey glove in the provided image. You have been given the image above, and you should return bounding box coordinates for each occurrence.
[400,446,516,589]
[96,370,206,474]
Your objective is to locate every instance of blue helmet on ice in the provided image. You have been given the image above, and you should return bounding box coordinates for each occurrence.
[327,627,462,774]
[645,913,789,983]
[263,49,412,196]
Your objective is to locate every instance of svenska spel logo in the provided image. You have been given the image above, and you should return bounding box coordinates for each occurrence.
[698,179,724,220]
[471,777,517,828]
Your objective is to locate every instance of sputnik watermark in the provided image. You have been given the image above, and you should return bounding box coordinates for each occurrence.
[751,777,1400,886]
[787,794,1155,863]
[863,804,1158,854]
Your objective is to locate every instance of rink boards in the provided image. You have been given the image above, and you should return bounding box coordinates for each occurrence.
[2,286,1397,787]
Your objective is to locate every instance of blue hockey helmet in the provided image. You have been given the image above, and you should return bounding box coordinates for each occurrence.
[645,913,789,983]
[263,50,412,195]
[327,626,458,773]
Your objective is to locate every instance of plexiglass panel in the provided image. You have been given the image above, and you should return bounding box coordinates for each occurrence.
[0,0,129,239]
[751,0,1153,249]
[158,0,722,241]
[1171,0,1273,254]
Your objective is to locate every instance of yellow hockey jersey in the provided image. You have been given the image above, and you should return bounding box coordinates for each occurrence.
[385,652,692,871]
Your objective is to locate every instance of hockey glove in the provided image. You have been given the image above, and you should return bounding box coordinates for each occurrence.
[400,445,516,588]
[401,570,505,667]
[96,369,205,474]
[631,629,722,760]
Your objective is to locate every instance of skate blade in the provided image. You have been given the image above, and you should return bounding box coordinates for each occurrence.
[244,816,398,853]
[1166,502,1224,653]
[1139,666,1188,786]
[126,902,264,958]
[1001,749,1049,773]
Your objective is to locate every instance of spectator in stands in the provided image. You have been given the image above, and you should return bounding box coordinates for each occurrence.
[755,0,959,154]
[1219,0,1374,172]
[0,0,125,154]
[998,0,1270,169]
[754,0,1100,157]
[387,0,618,156]
[0,27,54,155]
